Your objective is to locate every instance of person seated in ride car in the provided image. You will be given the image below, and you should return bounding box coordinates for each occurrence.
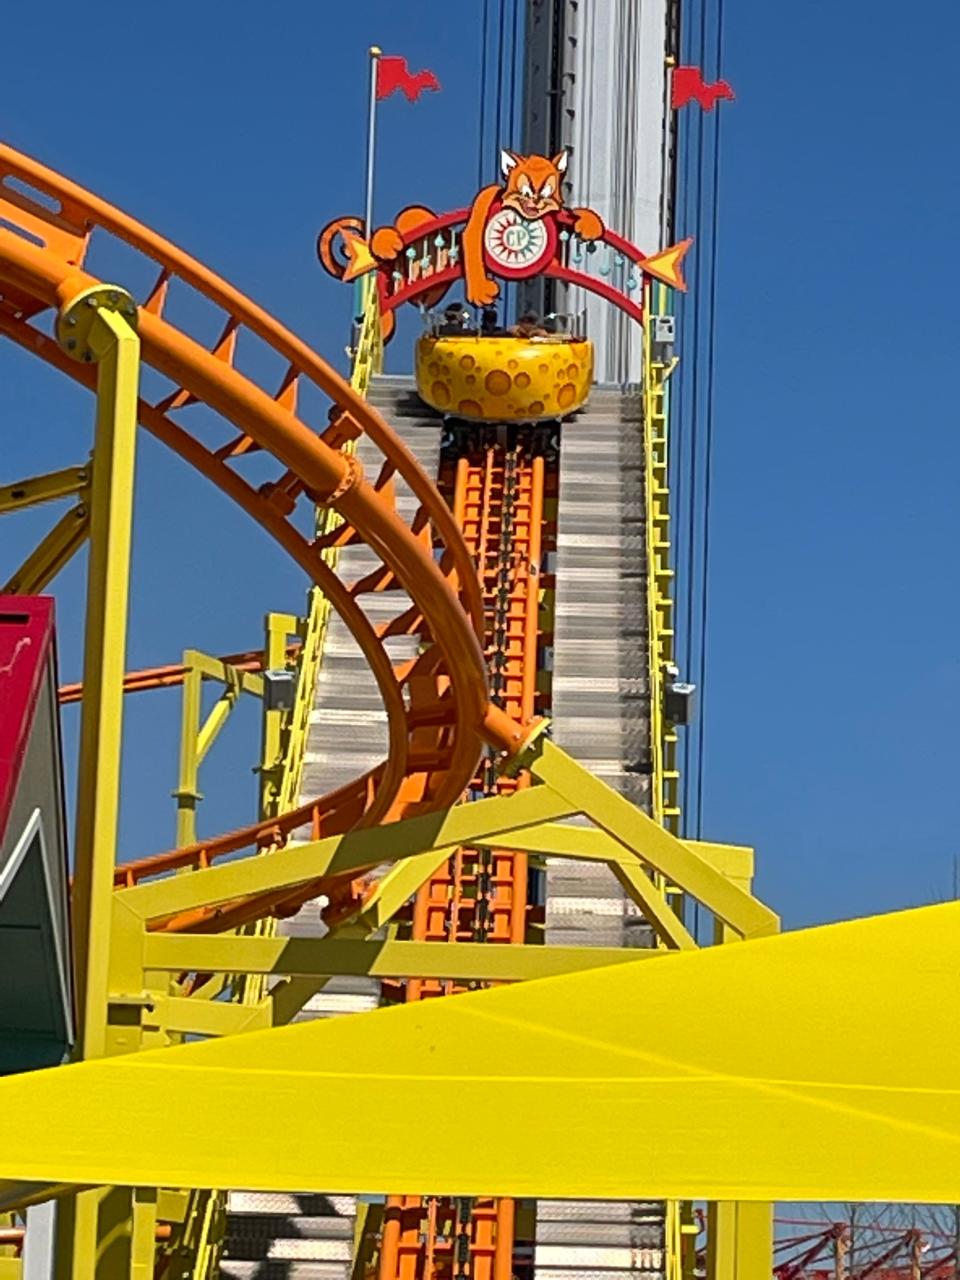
[510,311,548,338]
[438,302,474,336]
[480,306,501,336]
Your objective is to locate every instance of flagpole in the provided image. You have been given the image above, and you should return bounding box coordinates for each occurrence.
[364,45,382,239]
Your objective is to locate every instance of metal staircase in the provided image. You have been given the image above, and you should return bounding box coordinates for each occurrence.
[221,377,663,1280]
[220,378,442,1279]
[535,387,664,1280]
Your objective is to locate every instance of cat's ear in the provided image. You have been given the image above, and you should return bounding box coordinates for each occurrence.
[500,149,520,178]
[551,149,569,175]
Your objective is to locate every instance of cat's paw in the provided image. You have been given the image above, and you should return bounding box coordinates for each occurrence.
[466,276,501,306]
[370,226,405,261]
[573,209,604,241]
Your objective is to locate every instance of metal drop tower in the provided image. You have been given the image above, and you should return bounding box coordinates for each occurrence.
[522,0,678,383]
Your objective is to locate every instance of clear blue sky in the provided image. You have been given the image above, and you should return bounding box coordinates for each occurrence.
[1,0,957,930]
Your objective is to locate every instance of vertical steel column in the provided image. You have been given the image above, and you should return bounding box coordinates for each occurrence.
[258,613,295,819]
[52,285,141,1279]
[173,659,204,848]
[706,905,776,1280]
[60,285,141,1058]
[706,1205,772,1280]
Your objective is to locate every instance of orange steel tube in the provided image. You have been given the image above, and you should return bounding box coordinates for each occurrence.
[379,1201,402,1280]
[493,1198,515,1280]
[58,642,302,704]
[0,185,523,926]
[0,142,482,639]
[0,219,512,774]
[0,252,504,839]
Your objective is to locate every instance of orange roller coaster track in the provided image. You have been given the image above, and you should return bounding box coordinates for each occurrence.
[0,143,538,925]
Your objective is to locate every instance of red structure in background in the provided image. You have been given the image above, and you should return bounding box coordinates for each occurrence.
[0,598,58,836]
[0,596,74,1074]
[769,1220,957,1280]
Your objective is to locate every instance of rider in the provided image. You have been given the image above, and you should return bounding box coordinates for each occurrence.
[438,301,474,336]
[510,311,549,339]
[480,306,501,336]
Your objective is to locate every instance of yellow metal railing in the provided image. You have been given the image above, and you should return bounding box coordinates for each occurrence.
[642,280,681,835]
[642,281,691,1280]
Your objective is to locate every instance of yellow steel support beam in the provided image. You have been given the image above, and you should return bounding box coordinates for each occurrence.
[117,785,576,924]
[173,661,203,849]
[359,828,751,939]
[1,898,958,1201]
[51,286,140,1280]
[141,933,658,984]
[140,994,270,1039]
[0,463,88,514]
[608,860,697,950]
[173,648,265,847]
[118,761,766,939]
[195,691,238,764]
[707,1204,772,1280]
[2,501,89,595]
[529,742,779,939]
[64,288,141,1057]
[129,1189,158,1280]
[358,845,452,932]
[257,612,297,818]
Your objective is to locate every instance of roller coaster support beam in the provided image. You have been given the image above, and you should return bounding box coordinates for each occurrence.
[2,502,90,596]
[173,648,265,847]
[708,1204,772,1280]
[58,284,141,1057]
[51,285,143,1279]
[0,463,92,595]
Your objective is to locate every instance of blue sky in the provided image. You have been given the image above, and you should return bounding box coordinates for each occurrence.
[1,0,957,930]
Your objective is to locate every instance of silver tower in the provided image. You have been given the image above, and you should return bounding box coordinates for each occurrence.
[522,0,679,384]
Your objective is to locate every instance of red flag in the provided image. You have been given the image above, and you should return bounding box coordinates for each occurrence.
[376,55,441,103]
[671,66,735,111]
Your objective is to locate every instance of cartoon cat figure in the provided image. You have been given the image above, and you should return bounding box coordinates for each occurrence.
[369,149,604,308]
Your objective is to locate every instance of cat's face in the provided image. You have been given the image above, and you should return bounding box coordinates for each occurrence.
[500,150,568,221]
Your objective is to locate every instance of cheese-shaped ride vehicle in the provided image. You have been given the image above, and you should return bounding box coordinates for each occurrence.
[415,332,594,423]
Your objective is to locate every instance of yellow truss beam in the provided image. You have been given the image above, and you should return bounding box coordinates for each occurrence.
[117,785,576,923]
[117,745,770,951]
[141,933,658,984]
[0,463,88,514]
[2,501,89,595]
[1,898,958,1202]
[530,743,779,939]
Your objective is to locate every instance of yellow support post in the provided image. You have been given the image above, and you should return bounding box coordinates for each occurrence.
[129,1190,158,1280]
[172,649,264,847]
[707,1204,773,1280]
[258,613,296,819]
[51,285,141,1280]
[60,285,140,1058]
[173,659,203,849]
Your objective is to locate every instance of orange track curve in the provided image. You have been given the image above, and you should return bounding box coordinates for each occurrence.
[0,143,530,923]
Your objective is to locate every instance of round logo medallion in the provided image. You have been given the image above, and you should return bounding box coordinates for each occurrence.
[483,208,553,277]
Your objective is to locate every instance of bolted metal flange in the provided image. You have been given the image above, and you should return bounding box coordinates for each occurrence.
[55,283,139,363]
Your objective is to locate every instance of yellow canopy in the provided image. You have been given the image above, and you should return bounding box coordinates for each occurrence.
[0,898,956,1202]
